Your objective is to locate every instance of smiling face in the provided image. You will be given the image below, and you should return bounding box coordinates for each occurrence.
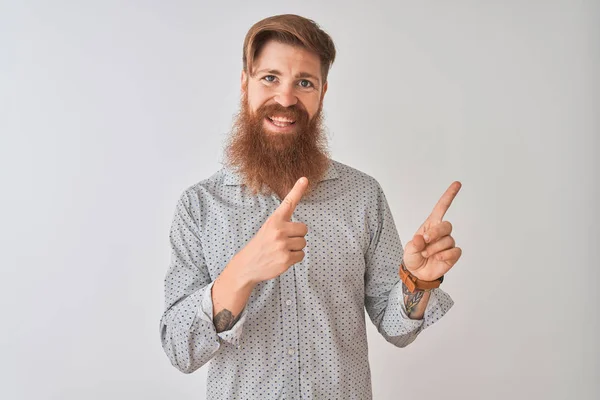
[242,40,328,136]
[225,40,331,197]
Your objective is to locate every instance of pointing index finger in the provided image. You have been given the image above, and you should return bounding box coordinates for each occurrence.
[430,181,462,222]
[275,177,308,220]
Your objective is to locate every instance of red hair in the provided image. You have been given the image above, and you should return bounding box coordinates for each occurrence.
[242,14,337,85]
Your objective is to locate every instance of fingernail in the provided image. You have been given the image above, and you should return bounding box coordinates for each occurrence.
[423,234,430,243]
[421,251,428,258]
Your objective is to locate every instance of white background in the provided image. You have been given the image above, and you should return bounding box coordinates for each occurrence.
[1,1,598,399]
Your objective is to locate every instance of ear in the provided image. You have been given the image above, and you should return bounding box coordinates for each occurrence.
[241,70,248,93]
[320,81,328,102]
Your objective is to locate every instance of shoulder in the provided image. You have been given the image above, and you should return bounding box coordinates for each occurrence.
[185,168,227,193]
[175,168,229,209]
[330,159,383,192]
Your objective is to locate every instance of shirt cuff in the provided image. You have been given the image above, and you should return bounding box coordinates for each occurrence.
[388,281,424,333]
[198,281,248,348]
[420,287,454,329]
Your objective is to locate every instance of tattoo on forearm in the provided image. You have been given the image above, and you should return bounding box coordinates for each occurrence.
[214,309,239,333]
[402,282,424,317]
[212,276,242,333]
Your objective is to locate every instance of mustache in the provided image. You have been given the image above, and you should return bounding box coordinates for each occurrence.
[256,103,310,123]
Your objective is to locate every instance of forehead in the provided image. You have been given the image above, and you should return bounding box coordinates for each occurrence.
[253,40,321,77]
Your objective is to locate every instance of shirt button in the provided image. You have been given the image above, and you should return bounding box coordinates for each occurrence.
[286,300,292,306]
[288,349,295,355]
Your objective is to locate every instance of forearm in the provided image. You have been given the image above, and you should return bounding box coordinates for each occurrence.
[212,252,256,332]
[402,283,431,320]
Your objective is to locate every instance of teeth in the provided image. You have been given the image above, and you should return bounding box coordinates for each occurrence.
[269,116,295,123]
[271,120,292,127]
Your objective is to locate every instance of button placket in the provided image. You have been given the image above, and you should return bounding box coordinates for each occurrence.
[273,195,302,396]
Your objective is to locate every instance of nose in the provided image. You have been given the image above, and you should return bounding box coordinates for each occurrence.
[274,86,298,108]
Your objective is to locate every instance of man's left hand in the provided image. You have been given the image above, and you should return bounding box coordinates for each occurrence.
[402,181,463,281]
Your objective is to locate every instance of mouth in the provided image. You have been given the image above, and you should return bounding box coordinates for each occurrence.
[264,115,297,133]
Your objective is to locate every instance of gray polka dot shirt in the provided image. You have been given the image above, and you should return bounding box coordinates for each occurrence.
[160,160,453,399]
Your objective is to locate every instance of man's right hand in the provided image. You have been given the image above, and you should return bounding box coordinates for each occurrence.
[211,177,309,331]
[236,177,310,284]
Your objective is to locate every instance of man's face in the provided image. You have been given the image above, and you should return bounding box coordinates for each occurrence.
[226,39,331,196]
[241,40,328,135]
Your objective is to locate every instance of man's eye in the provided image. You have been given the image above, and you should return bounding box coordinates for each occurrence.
[299,80,313,88]
[263,75,276,82]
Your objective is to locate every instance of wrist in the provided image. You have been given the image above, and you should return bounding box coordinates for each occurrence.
[399,261,443,293]
[225,251,257,291]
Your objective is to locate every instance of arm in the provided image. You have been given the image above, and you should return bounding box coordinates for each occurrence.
[160,178,311,370]
[212,177,311,332]
[159,191,248,374]
[364,182,454,347]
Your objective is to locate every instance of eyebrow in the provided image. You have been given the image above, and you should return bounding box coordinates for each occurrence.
[254,69,321,85]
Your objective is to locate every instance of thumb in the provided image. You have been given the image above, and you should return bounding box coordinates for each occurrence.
[274,177,308,220]
[404,234,426,256]
[402,234,426,271]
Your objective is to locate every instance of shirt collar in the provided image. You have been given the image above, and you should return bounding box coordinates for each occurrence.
[223,161,339,186]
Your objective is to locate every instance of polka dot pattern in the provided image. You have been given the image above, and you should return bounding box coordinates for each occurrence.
[159,160,454,399]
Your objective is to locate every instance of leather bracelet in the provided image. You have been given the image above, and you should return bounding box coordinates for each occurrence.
[399,261,444,293]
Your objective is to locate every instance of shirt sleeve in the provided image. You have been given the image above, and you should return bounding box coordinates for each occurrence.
[363,181,454,348]
[159,189,247,374]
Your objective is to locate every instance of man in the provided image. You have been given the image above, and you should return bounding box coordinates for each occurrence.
[160,14,462,400]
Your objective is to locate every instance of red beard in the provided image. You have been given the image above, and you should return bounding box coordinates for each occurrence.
[224,93,330,198]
